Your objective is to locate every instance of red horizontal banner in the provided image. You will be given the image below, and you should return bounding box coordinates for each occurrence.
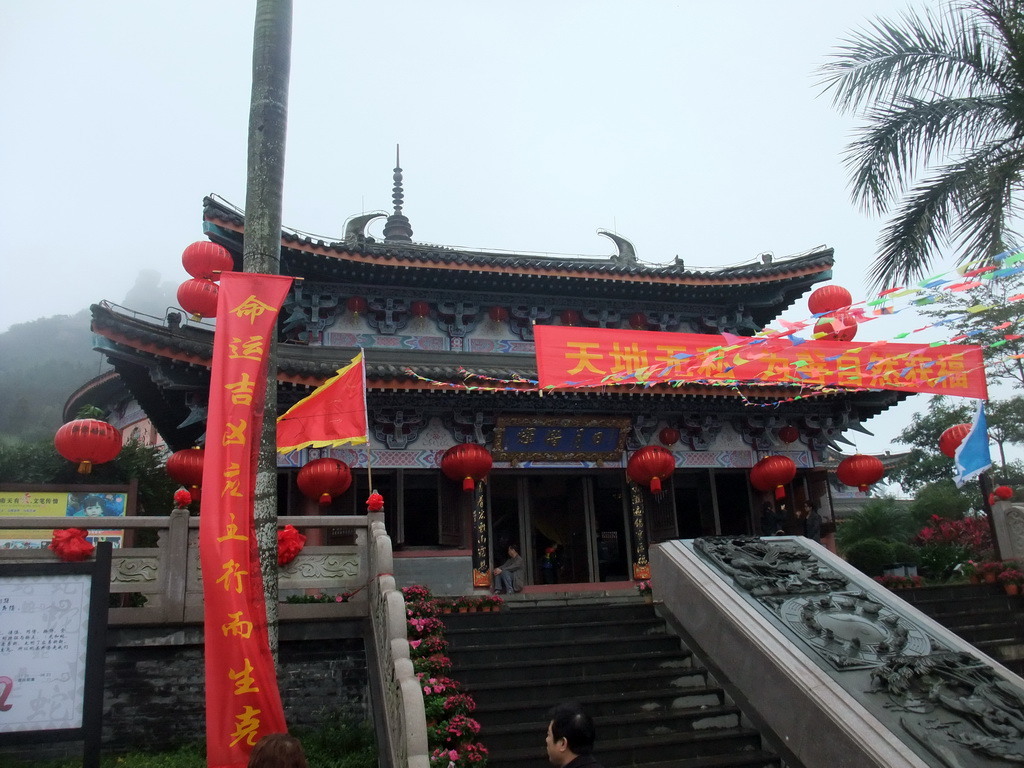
[534,325,988,400]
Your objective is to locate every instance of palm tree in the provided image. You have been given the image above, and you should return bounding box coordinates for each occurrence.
[820,0,1024,289]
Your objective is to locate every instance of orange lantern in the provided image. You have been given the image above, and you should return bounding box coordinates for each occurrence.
[939,423,972,458]
[807,285,852,315]
[441,444,493,492]
[177,278,219,320]
[54,419,122,474]
[627,446,675,493]
[181,241,233,280]
[836,454,885,492]
[750,455,796,499]
[297,458,352,504]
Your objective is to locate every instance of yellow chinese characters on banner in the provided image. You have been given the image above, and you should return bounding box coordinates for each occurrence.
[199,275,292,768]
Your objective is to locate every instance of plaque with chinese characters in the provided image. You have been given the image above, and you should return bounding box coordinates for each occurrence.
[492,416,631,462]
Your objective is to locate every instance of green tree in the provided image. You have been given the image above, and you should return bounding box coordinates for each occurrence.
[908,479,973,524]
[820,0,1024,288]
[835,497,915,553]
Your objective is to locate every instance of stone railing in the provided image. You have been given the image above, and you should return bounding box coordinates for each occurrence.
[367,512,429,768]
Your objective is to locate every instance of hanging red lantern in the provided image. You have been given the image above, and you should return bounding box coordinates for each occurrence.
[181,241,234,280]
[560,309,581,327]
[778,425,800,444]
[629,313,647,330]
[411,300,431,319]
[659,427,681,447]
[939,423,972,458]
[626,446,676,493]
[995,485,1014,500]
[813,311,858,342]
[297,458,352,504]
[177,278,219,320]
[836,454,885,492]
[54,419,122,474]
[166,447,204,498]
[488,306,509,323]
[441,444,493,492]
[807,285,852,315]
[750,455,796,499]
[346,296,368,316]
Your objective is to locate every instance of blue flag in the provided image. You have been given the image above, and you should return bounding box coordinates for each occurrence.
[954,400,992,488]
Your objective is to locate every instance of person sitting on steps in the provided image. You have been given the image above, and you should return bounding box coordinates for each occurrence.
[493,543,524,594]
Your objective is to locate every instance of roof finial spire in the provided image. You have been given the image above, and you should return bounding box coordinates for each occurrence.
[383,144,413,242]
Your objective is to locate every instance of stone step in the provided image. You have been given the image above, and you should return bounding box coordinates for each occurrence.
[443,601,657,629]
[449,647,696,684]
[447,633,682,666]
[444,616,668,647]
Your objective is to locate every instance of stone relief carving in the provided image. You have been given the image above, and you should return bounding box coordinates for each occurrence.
[372,408,425,449]
[435,301,480,339]
[1004,507,1024,563]
[112,556,160,584]
[367,297,410,335]
[510,305,552,341]
[447,410,496,445]
[279,553,360,585]
[681,413,721,451]
[626,414,658,451]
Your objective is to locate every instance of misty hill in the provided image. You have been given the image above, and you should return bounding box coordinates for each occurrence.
[0,270,177,442]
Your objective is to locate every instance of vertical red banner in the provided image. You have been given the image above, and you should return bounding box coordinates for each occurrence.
[200,272,293,768]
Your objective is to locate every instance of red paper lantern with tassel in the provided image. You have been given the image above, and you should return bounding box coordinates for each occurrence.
[488,306,509,323]
[627,446,676,493]
[297,458,352,504]
[750,455,796,499]
[836,454,885,492]
[560,309,581,326]
[659,427,681,446]
[628,312,647,330]
[54,419,122,474]
[177,278,219,320]
[807,285,852,315]
[181,241,234,280]
[939,423,972,458]
[411,300,431,318]
[166,448,204,500]
[813,311,858,342]
[441,444,493,492]
[346,296,368,316]
[778,425,800,444]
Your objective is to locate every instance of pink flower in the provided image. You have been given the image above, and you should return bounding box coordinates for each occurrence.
[410,640,422,649]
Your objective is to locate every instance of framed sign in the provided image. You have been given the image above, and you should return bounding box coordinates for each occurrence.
[492,416,631,463]
[0,543,111,768]
[0,484,133,550]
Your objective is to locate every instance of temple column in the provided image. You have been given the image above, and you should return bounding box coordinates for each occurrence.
[471,484,491,588]
[629,482,650,580]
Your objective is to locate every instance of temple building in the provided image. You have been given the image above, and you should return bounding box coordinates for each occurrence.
[86,167,906,592]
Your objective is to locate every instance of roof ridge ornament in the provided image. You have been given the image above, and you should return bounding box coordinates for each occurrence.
[597,229,637,266]
[383,144,414,243]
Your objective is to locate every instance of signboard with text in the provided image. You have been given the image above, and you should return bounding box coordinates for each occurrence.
[0,485,132,549]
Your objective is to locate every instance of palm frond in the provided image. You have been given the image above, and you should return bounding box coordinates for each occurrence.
[951,144,1024,258]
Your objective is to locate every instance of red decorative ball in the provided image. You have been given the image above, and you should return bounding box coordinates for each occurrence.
[995,485,1014,500]
[174,488,193,509]
[939,423,972,458]
[177,278,219,320]
[627,446,675,493]
[750,455,797,499]
[659,427,681,446]
[181,241,233,280]
[442,444,493,492]
[366,492,385,512]
[297,458,352,504]
[807,285,852,315]
[813,312,858,342]
[778,425,800,444]
[836,454,885,492]
[411,300,431,318]
[346,296,368,315]
[488,306,509,323]
[49,528,95,562]
[54,419,122,474]
[277,524,307,566]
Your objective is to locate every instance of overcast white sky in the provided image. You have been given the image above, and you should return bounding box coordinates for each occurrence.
[2,0,974,457]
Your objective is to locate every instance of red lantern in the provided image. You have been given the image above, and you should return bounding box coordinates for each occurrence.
[181,241,233,280]
[659,427,681,447]
[836,454,885,492]
[346,296,368,316]
[297,458,352,504]
[54,419,122,474]
[166,448,204,498]
[627,446,675,494]
[778,425,800,444]
[813,311,858,342]
[807,285,852,315]
[411,300,431,318]
[560,309,581,327]
[488,306,509,323]
[441,444,493,492]
[629,313,647,330]
[177,278,219,320]
[995,485,1014,500]
[939,423,972,458]
[750,455,796,499]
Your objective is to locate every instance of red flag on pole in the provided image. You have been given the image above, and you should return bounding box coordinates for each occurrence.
[276,352,368,453]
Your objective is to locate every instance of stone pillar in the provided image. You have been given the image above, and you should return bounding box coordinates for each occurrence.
[991,502,1024,562]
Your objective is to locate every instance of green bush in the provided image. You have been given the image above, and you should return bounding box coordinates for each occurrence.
[844,538,896,577]
[890,542,919,565]
[917,542,972,582]
[835,498,914,553]
[298,715,376,768]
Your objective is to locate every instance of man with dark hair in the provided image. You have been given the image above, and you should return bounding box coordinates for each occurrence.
[545,702,604,767]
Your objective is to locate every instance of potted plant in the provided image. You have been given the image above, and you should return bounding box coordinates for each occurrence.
[480,594,503,612]
[960,560,980,584]
[999,568,1024,596]
[978,561,1005,583]
[636,580,653,603]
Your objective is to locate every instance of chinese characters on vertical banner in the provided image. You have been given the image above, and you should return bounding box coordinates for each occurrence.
[200,273,292,768]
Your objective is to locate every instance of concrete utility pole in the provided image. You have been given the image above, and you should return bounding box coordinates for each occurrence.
[243,0,292,658]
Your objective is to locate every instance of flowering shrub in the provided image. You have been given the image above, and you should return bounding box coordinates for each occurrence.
[478,594,503,609]
[916,515,993,559]
[874,574,923,590]
[998,568,1024,586]
[284,591,351,603]
[403,584,433,603]
[430,742,488,767]
[410,634,449,658]
[408,598,443,620]
[443,692,477,717]
[978,560,1008,578]
[414,653,454,676]
[409,617,446,638]
[635,580,652,595]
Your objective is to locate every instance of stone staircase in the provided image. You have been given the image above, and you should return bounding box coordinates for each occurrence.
[897,582,1024,675]
[443,600,782,768]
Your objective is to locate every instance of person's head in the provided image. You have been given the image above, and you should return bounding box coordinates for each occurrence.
[803,501,818,514]
[546,702,595,765]
[81,495,105,517]
[508,543,519,557]
[247,733,307,768]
